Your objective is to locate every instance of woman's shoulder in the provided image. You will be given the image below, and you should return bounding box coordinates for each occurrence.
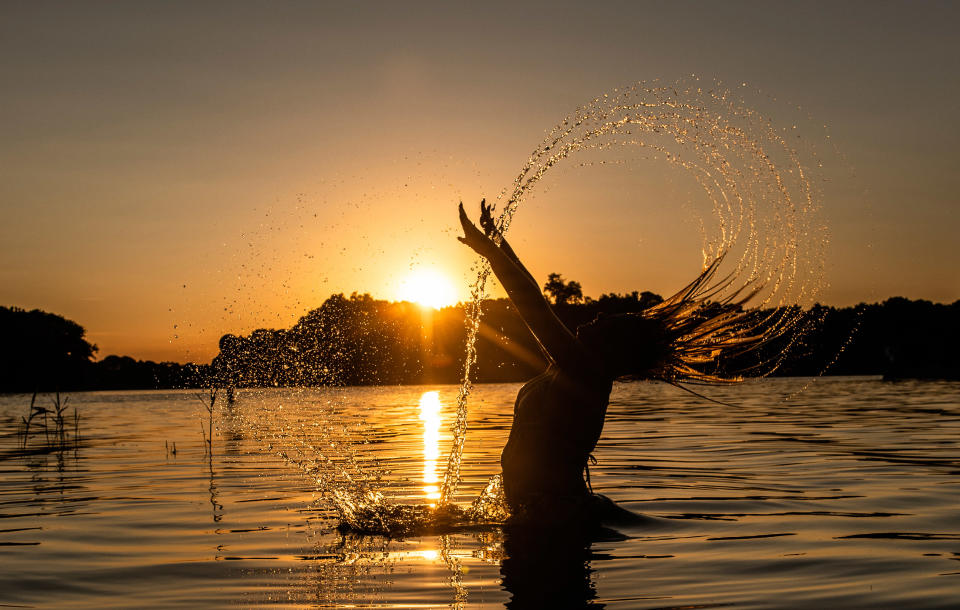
[527,364,611,403]
[555,359,612,392]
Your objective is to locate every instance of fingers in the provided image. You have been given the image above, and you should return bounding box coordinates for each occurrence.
[480,198,495,217]
[459,202,476,228]
[478,199,495,234]
[458,202,472,230]
[457,199,497,256]
[458,201,481,236]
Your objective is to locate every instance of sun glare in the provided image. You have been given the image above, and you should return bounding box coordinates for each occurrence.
[419,391,442,502]
[399,269,457,309]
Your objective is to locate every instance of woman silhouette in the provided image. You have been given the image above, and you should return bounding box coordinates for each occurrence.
[458,200,764,524]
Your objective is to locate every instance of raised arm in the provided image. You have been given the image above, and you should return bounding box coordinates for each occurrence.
[459,202,588,369]
[478,199,539,289]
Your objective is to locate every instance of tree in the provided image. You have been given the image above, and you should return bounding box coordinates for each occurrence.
[0,306,98,391]
[542,273,583,306]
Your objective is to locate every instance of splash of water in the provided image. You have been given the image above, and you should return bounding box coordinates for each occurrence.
[237,78,831,537]
[438,78,830,503]
[230,387,507,536]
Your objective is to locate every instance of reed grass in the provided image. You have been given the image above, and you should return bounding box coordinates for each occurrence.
[17,390,80,454]
[196,386,218,456]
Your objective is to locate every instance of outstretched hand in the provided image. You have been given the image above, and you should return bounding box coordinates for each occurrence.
[478,198,498,238]
[458,201,496,257]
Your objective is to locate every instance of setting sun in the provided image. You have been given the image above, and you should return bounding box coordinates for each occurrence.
[398,269,458,309]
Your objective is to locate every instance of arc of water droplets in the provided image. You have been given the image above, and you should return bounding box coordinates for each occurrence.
[439,79,828,504]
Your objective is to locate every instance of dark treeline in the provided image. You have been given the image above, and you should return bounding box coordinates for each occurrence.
[208,290,672,388]
[2,291,958,393]
[207,292,959,388]
[0,306,208,393]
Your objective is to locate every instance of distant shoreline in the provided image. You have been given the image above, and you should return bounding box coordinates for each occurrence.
[3,295,958,393]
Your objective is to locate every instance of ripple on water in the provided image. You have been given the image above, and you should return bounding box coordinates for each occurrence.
[0,378,957,608]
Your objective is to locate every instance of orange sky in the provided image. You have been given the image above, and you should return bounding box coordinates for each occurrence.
[1,1,958,363]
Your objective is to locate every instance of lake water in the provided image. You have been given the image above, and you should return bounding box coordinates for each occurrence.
[1,377,958,608]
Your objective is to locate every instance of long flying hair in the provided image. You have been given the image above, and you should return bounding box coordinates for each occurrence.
[640,254,802,385]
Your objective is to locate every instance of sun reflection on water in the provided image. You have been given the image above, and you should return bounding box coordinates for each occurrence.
[418,391,442,502]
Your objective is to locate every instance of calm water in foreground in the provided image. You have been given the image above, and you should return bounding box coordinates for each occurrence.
[0,377,958,608]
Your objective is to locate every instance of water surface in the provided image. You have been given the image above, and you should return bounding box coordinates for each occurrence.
[1,377,958,608]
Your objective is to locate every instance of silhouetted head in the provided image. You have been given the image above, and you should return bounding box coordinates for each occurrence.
[576,313,670,380]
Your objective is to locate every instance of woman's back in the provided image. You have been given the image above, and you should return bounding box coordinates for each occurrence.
[501,365,612,510]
